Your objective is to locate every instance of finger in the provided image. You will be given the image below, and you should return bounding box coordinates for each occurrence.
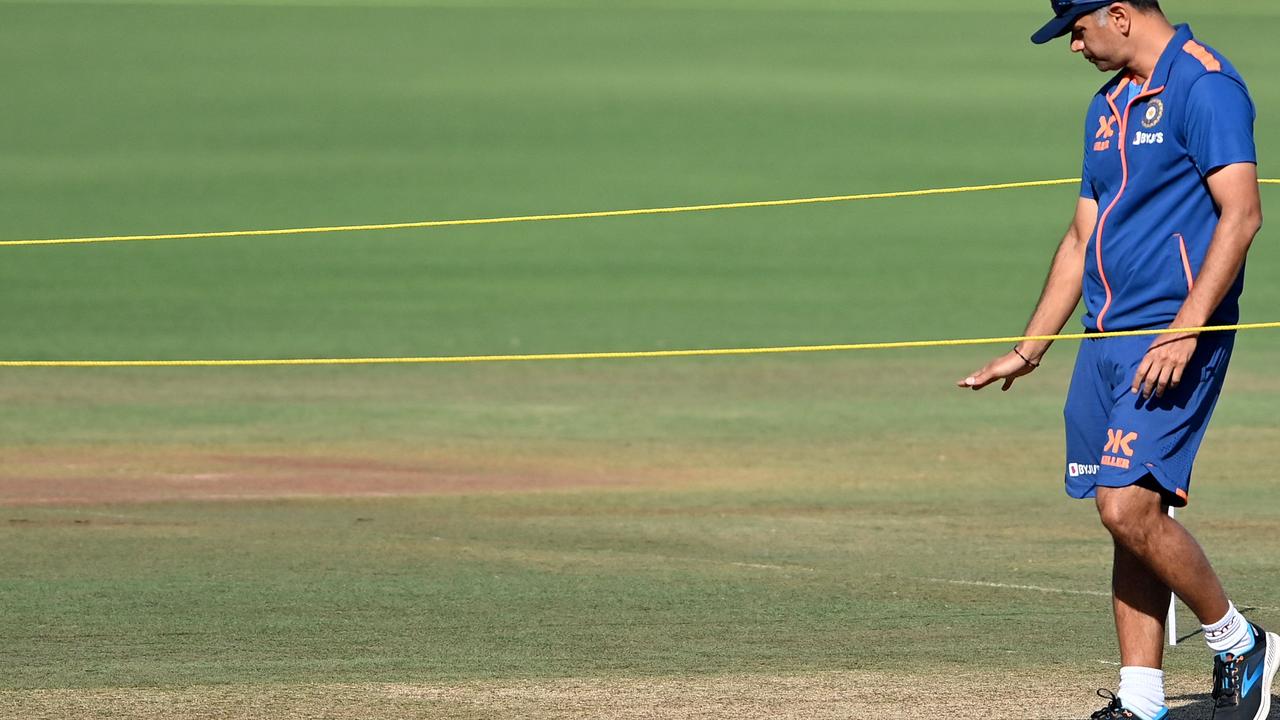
[1154,364,1175,398]
[959,369,991,390]
[1170,362,1185,389]
[1131,357,1153,395]
[1143,359,1164,399]
[956,366,988,387]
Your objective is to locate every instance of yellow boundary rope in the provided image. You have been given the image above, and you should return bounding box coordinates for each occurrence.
[4,176,1277,366]
[4,179,1275,248]
[0,178,1084,247]
[5,322,1278,367]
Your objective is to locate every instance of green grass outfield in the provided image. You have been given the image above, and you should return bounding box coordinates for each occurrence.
[1,1,1278,717]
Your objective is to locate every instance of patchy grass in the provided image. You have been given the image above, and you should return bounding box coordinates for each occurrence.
[2,0,1278,717]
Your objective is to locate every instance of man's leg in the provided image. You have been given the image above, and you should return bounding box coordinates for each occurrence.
[1108,536,1172,720]
[1096,483,1229,626]
[1111,538,1170,668]
[1095,482,1229,719]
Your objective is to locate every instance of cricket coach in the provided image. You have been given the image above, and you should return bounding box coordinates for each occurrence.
[958,2,1275,718]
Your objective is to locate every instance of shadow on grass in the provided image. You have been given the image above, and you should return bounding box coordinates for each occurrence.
[1166,692,1214,720]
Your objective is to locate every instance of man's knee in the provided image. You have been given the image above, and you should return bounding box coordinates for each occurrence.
[1096,497,1136,541]
[1095,483,1164,546]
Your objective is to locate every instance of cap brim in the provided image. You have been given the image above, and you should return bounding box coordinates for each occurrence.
[1030,1,1113,45]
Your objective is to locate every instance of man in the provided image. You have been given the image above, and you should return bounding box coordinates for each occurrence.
[957,2,1273,719]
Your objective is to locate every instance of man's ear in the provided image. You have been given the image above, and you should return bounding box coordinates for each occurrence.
[1108,3,1132,36]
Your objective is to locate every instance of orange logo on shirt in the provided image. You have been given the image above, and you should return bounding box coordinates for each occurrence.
[1093,115,1117,152]
[1096,116,1117,139]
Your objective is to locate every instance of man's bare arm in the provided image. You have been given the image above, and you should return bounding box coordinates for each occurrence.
[1130,162,1262,398]
[957,196,1097,391]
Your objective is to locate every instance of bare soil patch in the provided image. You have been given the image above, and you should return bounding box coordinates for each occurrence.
[0,446,656,507]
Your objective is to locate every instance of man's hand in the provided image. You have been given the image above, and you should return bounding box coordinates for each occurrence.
[1131,333,1197,398]
[957,350,1038,392]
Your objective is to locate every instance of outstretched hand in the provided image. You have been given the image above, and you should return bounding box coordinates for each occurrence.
[956,350,1038,392]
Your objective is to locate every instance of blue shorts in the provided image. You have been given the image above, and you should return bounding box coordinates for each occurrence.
[1062,331,1234,506]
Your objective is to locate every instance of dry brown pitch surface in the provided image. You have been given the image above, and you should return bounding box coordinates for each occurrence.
[0,672,1224,720]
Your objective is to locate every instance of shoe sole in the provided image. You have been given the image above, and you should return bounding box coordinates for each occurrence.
[1258,631,1279,720]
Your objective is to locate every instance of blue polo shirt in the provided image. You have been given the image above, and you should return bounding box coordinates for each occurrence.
[1078,24,1256,332]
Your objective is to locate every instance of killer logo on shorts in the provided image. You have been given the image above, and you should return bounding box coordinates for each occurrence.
[1141,98,1165,129]
[1101,428,1139,470]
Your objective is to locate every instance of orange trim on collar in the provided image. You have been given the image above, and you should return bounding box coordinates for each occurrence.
[1107,77,1130,103]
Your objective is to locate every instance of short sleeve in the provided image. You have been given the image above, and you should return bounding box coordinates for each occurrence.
[1080,103,1099,200]
[1184,73,1256,176]
[1080,153,1096,200]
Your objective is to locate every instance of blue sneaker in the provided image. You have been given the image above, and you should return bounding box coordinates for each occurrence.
[1089,689,1169,720]
[1211,623,1279,720]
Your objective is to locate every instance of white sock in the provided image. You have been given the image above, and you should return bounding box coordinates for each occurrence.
[1118,666,1166,720]
[1203,602,1254,656]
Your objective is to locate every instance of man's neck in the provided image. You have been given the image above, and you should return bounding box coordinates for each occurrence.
[1126,20,1178,87]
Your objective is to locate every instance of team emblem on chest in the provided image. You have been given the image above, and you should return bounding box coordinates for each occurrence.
[1141,98,1165,128]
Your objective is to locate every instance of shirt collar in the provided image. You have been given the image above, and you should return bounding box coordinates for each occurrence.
[1144,23,1194,91]
[1102,23,1191,103]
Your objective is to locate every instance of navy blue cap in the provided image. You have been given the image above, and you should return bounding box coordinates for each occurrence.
[1031,0,1114,44]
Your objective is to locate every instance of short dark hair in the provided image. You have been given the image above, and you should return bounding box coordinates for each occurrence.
[1124,0,1163,12]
